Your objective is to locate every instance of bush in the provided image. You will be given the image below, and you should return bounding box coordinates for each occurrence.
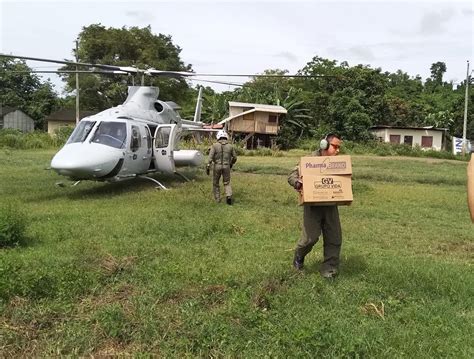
[0,133,24,149]
[53,126,74,147]
[0,205,28,248]
[0,129,58,149]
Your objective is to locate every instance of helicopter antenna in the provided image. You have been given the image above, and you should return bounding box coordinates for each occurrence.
[193,86,203,122]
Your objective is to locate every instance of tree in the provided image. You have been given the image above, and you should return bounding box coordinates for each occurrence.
[201,89,231,123]
[60,24,193,110]
[0,58,60,129]
[328,88,373,141]
[430,62,447,85]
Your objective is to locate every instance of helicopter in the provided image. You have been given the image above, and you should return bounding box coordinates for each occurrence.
[1,53,321,189]
[0,53,219,189]
[49,85,206,190]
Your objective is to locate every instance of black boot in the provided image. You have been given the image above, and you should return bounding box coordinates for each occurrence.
[226,196,232,205]
[293,252,304,270]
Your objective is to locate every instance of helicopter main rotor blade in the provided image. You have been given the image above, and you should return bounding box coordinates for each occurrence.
[187,78,244,87]
[1,53,329,78]
[0,53,140,74]
[5,70,128,75]
[185,73,325,78]
[145,69,195,77]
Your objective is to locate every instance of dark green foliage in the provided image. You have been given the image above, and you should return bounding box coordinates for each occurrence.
[205,58,472,149]
[59,24,194,109]
[0,205,27,248]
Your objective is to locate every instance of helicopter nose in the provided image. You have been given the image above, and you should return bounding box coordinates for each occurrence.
[51,143,124,179]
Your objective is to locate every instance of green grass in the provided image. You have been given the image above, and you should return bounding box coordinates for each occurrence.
[0,149,473,357]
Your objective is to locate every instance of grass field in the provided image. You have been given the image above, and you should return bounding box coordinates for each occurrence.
[0,149,473,357]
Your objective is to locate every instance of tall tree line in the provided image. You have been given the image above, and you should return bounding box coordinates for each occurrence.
[1,25,472,147]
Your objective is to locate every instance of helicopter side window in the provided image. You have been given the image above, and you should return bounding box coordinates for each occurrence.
[154,102,164,113]
[131,125,141,152]
[155,127,171,148]
[67,120,97,144]
[91,122,127,149]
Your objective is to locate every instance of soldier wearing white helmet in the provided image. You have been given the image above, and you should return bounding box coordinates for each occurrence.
[206,130,237,204]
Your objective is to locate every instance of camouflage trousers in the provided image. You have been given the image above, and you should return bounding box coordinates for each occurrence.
[295,205,342,271]
[212,164,232,202]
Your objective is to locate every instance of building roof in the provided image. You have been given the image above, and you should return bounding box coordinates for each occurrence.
[228,101,287,114]
[218,102,287,125]
[370,125,447,132]
[0,107,17,117]
[45,109,99,122]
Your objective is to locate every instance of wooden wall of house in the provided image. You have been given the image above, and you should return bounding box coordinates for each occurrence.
[228,112,279,135]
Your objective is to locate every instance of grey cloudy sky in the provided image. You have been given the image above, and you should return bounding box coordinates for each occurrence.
[0,0,472,93]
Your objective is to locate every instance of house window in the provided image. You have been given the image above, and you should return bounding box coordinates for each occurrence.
[404,135,413,146]
[268,114,277,123]
[421,136,433,148]
[389,135,401,144]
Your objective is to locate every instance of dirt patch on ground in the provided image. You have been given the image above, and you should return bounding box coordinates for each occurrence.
[432,242,474,258]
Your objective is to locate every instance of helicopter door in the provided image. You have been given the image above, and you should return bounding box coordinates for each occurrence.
[124,124,150,175]
[153,124,178,174]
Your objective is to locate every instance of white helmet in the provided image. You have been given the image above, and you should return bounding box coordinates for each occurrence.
[217,130,228,140]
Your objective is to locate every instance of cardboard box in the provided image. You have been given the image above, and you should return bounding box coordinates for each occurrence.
[298,155,353,206]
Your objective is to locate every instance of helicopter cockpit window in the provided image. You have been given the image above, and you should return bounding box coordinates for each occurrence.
[91,122,127,149]
[130,125,141,152]
[155,127,171,148]
[67,120,96,144]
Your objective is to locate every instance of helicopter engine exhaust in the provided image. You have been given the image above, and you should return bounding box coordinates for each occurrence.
[173,150,203,167]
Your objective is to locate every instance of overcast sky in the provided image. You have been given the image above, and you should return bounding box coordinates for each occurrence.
[1,0,472,94]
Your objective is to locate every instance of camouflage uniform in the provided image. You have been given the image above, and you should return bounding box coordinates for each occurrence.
[288,151,342,274]
[207,139,237,202]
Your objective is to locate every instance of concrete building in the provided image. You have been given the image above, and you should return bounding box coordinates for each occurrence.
[370,125,447,151]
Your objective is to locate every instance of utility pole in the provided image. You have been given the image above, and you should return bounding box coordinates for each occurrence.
[75,39,80,124]
[462,60,470,155]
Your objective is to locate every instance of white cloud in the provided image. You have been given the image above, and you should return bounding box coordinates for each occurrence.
[419,8,455,35]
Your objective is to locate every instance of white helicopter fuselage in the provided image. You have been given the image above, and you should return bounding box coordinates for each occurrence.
[50,86,204,182]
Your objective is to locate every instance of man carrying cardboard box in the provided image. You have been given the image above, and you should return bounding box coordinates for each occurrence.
[288,133,344,278]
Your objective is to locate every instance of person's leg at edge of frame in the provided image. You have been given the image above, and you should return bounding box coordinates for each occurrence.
[320,206,342,278]
[293,205,322,270]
